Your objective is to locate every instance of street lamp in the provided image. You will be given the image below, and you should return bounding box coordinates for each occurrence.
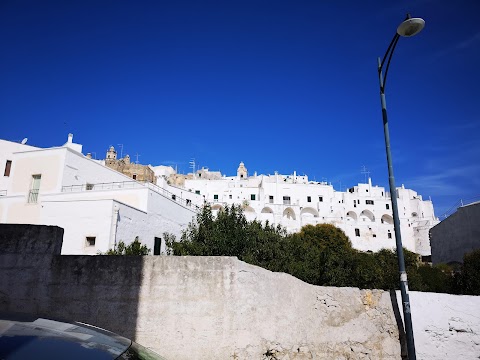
[377,14,425,360]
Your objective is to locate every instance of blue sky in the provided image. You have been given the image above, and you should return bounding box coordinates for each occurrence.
[1,0,479,217]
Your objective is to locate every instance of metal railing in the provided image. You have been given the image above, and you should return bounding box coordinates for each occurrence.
[28,189,39,203]
[62,181,142,192]
[61,181,200,212]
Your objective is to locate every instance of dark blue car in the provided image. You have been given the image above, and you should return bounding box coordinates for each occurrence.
[0,313,167,360]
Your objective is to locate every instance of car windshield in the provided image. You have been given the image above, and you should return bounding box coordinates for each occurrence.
[117,342,167,360]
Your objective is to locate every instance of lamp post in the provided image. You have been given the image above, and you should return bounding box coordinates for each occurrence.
[378,14,425,360]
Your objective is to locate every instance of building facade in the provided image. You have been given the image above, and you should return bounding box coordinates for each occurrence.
[430,201,480,264]
[0,135,198,255]
[174,162,439,255]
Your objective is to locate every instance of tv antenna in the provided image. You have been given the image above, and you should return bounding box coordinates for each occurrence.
[135,153,140,164]
[189,159,196,176]
[361,165,370,183]
[118,144,124,158]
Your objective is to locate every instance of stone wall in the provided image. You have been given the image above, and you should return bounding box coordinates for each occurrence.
[1,224,479,359]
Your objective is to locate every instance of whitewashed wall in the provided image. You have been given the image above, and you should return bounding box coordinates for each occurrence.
[63,149,134,188]
[41,199,114,254]
[183,174,438,254]
[0,140,39,194]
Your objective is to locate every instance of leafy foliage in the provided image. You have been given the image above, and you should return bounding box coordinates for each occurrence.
[165,204,480,294]
[104,236,151,255]
[461,249,480,295]
[165,204,286,267]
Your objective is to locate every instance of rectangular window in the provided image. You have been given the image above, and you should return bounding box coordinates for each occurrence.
[86,183,94,190]
[28,175,41,203]
[307,196,311,202]
[388,232,392,239]
[269,195,274,203]
[195,190,200,195]
[133,174,137,180]
[86,236,96,247]
[4,160,12,177]
[386,204,390,209]
[366,200,374,205]
[229,194,232,199]
[171,194,176,200]
[283,196,291,205]
[251,194,256,201]
[355,228,360,237]
[186,199,191,206]
[214,194,218,200]
[318,196,323,202]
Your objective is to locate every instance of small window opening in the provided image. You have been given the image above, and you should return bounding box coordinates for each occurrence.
[86,237,96,247]
[4,160,12,177]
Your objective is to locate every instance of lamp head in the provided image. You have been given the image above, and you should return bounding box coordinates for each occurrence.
[397,17,425,37]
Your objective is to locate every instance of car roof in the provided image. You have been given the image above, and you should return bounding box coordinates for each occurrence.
[0,313,131,360]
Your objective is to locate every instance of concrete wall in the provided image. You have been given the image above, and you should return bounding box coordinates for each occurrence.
[1,224,479,360]
[430,202,480,264]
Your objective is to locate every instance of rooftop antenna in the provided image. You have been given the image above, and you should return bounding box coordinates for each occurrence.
[189,158,196,177]
[361,165,370,183]
[91,152,97,159]
[118,144,124,158]
[135,153,140,164]
[21,138,28,144]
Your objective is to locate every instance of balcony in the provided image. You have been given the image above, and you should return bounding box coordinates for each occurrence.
[28,189,39,203]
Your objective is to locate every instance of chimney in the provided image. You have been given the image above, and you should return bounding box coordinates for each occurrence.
[68,133,73,143]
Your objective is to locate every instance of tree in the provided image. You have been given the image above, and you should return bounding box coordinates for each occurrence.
[165,204,475,294]
[281,224,356,287]
[417,264,455,293]
[104,236,151,255]
[461,248,480,295]
[166,204,286,267]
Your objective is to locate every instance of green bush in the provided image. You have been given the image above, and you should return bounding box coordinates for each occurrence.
[164,204,478,294]
[104,236,151,255]
[461,249,480,295]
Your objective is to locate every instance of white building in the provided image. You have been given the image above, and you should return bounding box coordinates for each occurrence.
[0,135,198,255]
[1,134,439,257]
[178,162,439,256]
